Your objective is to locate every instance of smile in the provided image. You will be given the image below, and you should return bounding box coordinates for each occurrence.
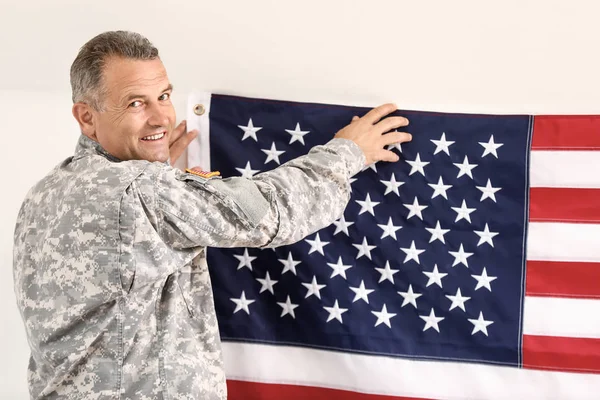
[141,132,165,141]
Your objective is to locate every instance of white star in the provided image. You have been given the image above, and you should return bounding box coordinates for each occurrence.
[428,176,453,200]
[278,252,301,275]
[305,233,330,256]
[431,132,455,155]
[403,197,428,220]
[349,280,374,304]
[323,300,348,323]
[479,135,504,158]
[397,284,422,308]
[256,271,278,294]
[474,223,499,247]
[375,261,399,284]
[233,248,256,271]
[356,193,380,216]
[425,221,450,244]
[451,200,476,223]
[453,156,478,179]
[372,304,397,328]
[261,142,285,165]
[235,161,260,179]
[327,256,353,279]
[349,177,357,193]
[449,244,474,267]
[406,153,430,176]
[230,291,255,314]
[332,215,354,236]
[400,240,425,264]
[237,118,262,141]
[377,217,402,240]
[476,179,502,202]
[285,123,310,145]
[277,296,299,318]
[446,288,471,312]
[386,142,403,152]
[423,264,448,288]
[353,237,377,260]
[302,276,327,299]
[420,308,445,332]
[472,267,497,291]
[468,311,494,336]
[362,163,378,172]
[380,173,404,196]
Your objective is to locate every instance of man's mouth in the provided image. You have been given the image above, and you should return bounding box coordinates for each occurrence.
[141,131,166,141]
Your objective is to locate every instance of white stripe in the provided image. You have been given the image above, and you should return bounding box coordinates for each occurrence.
[527,222,600,262]
[187,91,212,171]
[223,342,600,400]
[523,297,600,339]
[530,151,600,188]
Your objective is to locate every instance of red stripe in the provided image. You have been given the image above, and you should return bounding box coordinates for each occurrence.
[523,335,600,373]
[532,115,600,150]
[530,187,600,223]
[227,380,433,400]
[526,260,600,299]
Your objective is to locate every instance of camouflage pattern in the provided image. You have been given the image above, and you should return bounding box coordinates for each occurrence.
[13,134,365,399]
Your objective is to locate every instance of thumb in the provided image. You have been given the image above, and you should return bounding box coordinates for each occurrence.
[352,116,360,122]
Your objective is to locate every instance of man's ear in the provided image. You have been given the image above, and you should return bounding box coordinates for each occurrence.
[72,103,97,141]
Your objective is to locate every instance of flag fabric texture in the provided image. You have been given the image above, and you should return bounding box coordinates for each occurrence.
[187,92,600,400]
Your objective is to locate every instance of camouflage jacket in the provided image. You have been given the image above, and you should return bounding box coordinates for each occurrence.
[13,134,364,399]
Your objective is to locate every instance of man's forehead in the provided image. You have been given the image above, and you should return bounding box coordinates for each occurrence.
[103,56,170,95]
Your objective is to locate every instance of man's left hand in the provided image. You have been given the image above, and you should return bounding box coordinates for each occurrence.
[169,120,198,165]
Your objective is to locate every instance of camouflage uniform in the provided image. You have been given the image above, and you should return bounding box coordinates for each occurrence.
[13,134,365,399]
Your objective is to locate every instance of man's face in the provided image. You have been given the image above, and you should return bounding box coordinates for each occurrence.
[89,56,176,162]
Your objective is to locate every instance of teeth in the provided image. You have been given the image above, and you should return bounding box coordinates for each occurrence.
[142,132,165,141]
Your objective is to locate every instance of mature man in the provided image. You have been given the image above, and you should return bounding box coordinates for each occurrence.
[13,31,412,399]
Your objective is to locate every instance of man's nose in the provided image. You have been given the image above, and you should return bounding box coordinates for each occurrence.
[147,102,170,127]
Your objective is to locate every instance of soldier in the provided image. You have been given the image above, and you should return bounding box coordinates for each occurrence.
[13,31,412,399]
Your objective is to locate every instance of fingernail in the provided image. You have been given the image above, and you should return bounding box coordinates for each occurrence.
[408,133,413,140]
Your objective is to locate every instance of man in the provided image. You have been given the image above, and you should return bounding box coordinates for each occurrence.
[13,31,412,399]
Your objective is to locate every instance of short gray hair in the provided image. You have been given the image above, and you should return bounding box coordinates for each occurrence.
[70,31,159,111]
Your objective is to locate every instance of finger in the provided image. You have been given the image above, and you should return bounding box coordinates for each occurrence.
[352,116,360,122]
[375,116,410,134]
[170,130,198,164]
[361,103,399,125]
[381,131,412,145]
[377,149,401,163]
[170,120,187,145]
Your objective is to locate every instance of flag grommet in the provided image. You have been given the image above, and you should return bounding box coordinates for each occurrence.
[193,104,205,116]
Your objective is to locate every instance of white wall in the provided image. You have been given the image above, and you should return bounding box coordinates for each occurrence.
[1,0,599,396]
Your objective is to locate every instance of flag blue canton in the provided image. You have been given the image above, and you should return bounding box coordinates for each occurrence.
[207,94,533,367]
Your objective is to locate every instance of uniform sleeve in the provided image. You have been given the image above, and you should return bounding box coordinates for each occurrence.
[142,138,365,250]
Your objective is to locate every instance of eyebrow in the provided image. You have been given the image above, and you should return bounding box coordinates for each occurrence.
[122,84,174,103]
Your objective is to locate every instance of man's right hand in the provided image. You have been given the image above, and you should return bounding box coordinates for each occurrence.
[334,103,412,165]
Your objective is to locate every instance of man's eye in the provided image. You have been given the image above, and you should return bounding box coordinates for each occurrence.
[159,93,171,101]
[129,100,143,108]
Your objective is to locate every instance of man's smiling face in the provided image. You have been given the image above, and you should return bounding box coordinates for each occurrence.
[86,56,176,162]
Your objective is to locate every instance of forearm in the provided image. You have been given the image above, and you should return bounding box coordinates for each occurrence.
[230,137,365,248]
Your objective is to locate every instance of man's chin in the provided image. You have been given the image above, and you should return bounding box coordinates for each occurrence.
[135,151,169,163]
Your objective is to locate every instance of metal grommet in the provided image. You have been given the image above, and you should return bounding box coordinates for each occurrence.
[193,104,205,116]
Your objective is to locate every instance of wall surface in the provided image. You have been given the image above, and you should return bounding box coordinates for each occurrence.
[1,0,599,396]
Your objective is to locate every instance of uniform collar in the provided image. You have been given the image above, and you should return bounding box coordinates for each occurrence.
[74,134,122,162]
[73,134,171,165]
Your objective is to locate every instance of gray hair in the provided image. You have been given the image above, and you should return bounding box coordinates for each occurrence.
[70,31,159,111]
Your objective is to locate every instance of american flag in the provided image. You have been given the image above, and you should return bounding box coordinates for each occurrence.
[187,93,600,400]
